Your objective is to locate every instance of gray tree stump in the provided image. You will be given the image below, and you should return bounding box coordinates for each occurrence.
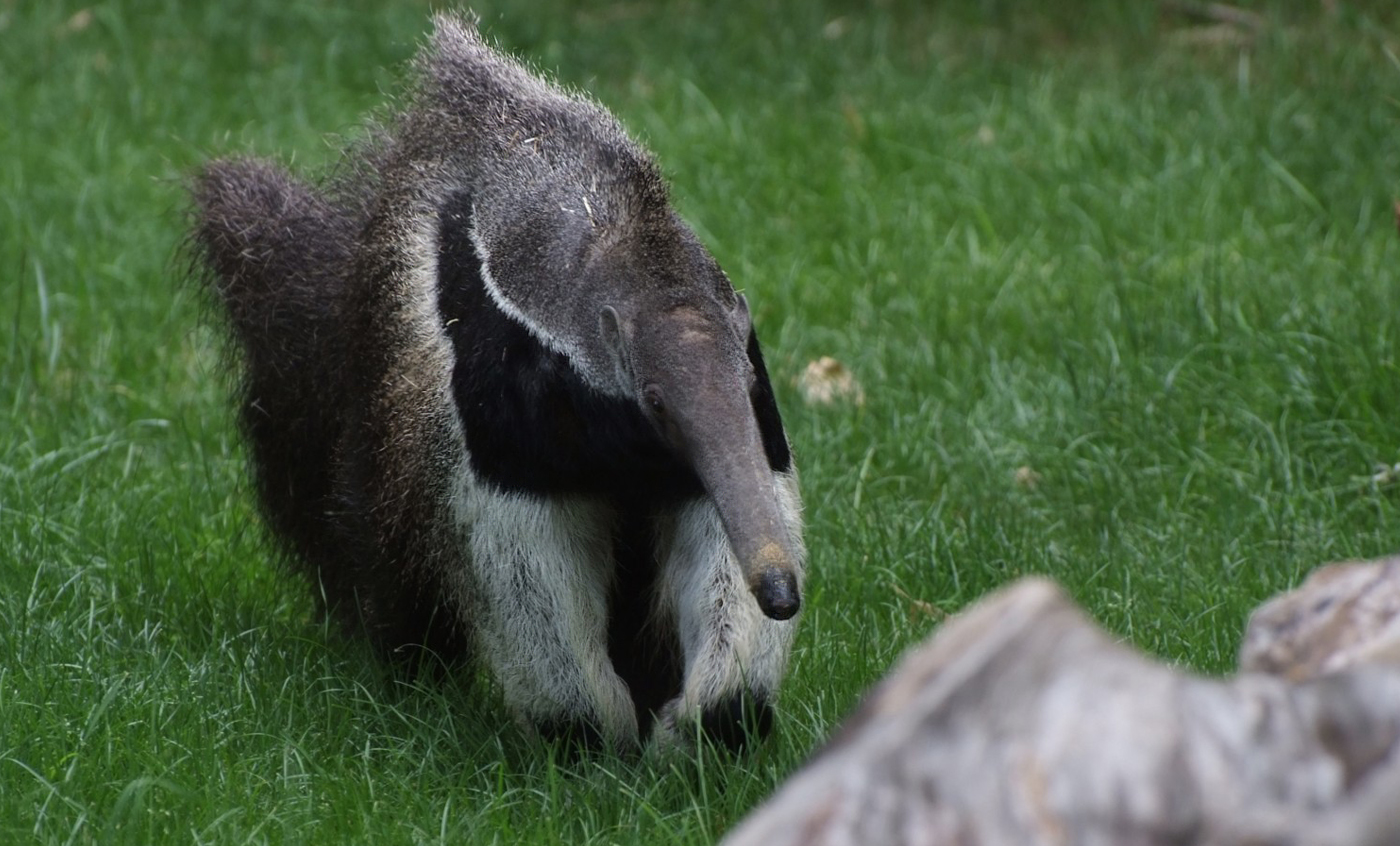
[723,577,1400,846]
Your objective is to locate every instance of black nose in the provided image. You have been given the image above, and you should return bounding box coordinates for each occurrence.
[756,569,801,621]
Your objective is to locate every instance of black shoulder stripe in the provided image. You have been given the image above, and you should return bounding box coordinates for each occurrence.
[747,329,792,473]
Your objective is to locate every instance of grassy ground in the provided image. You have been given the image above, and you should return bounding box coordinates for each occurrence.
[4,0,1400,842]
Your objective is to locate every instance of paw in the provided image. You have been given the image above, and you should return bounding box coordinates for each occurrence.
[651,689,775,752]
[534,717,606,751]
[700,689,774,751]
[530,712,644,756]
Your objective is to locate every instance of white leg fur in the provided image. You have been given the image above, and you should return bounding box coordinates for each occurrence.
[652,470,805,746]
[462,489,639,748]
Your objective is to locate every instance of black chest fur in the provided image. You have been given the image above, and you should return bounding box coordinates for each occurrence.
[434,191,791,506]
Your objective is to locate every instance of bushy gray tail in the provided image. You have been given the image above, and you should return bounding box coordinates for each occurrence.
[190,158,357,599]
[190,158,470,670]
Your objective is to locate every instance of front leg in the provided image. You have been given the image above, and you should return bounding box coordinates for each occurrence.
[653,472,805,750]
[466,489,639,750]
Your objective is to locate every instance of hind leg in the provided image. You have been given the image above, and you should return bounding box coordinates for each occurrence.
[465,489,639,750]
[652,472,804,750]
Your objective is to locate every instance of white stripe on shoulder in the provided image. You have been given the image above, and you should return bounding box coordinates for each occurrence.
[466,204,626,397]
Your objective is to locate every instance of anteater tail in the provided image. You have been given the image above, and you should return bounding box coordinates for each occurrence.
[192,158,470,670]
[190,158,358,607]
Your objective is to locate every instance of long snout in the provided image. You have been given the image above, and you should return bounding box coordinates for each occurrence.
[679,390,802,621]
[749,538,801,621]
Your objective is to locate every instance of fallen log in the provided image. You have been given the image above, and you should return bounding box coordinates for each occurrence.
[1241,557,1400,681]
[723,577,1400,846]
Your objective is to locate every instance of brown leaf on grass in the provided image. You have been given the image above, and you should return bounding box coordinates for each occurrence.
[1165,23,1253,49]
[62,8,93,34]
[797,356,865,407]
[1160,0,1265,31]
[1014,465,1042,489]
[823,17,851,41]
[892,584,945,625]
[1161,1,1261,50]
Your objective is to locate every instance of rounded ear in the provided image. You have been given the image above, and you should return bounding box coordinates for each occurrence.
[599,304,632,382]
[732,292,753,340]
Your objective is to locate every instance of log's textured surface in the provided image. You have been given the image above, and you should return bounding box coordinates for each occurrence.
[1241,557,1400,681]
[722,578,1400,846]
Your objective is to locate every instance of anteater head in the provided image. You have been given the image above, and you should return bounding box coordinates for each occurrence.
[595,225,802,622]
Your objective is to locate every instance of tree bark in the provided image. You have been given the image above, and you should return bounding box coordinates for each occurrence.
[724,576,1400,846]
[1241,557,1400,681]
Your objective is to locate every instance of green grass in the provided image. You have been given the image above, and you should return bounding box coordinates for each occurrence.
[5,0,1400,841]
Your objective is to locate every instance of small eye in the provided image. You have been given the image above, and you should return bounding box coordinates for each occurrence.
[643,386,665,415]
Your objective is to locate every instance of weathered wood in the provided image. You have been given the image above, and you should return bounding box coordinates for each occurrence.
[1241,557,1400,681]
[723,578,1400,846]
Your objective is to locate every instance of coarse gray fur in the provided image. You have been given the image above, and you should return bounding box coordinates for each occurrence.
[190,13,805,751]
